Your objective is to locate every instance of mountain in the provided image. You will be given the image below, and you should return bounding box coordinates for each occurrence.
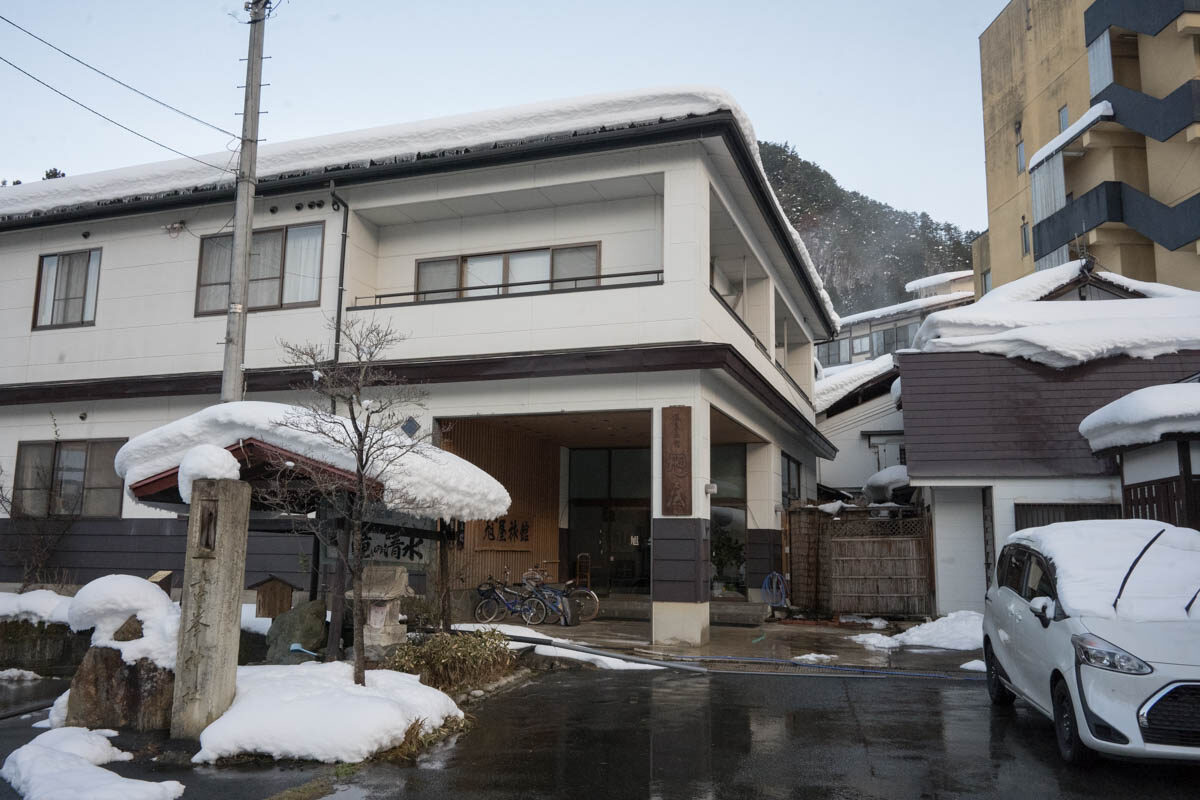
[759,141,978,317]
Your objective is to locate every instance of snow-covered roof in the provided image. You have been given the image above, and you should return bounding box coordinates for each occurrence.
[862,464,909,503]
[837,291,974,327]
[903,270,973,294]
[0,86,836,325]
[114,401,511,521]
[1009,520,1200,621]
[976,259,1197,305]
[913,297,1200,368]
[1078,383,1200,452]
[813,354,895,413]
[1028,101,1113,172]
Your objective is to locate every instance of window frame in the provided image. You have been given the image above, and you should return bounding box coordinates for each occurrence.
[12,438,127,520]
[1058,104,1070,133]
[1016,140,1026,174]
[997,546,1028,596]
[851,335,870,355]
[1020,221,1031,256]
[414,241,601,303]
[31,248,103,331]
[194,221,326,317]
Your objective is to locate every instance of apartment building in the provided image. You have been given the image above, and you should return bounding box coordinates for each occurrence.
[0,90,838,645]
[975,0,1200,293]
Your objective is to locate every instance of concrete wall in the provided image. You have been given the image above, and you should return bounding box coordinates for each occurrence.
[929,486,987,615]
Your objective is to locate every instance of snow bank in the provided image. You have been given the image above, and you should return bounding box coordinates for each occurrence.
[837,292,973,327]
[176,444,241,504]
[32,691,69,730]
[453,623,661,670]
[0,670,42,681]
[1028,101,1113,171]
[0,591,72,625]
[851,611,983,651]
[0,87,837,326]
[960,660,986,672]
[814,354,895,413]
[1,727,184,800]
[904,270,973,294]
[862,465,908,503]
[115,401,510,521]
[1009,520,1200,621]
[193,661,462,763]
[67,576,180,670]
[1078,384,1200,452]
[840,615,888,629]
[240,604,272,636]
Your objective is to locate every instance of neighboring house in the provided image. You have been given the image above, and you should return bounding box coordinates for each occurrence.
[0,89,839,645]
[897,262,1200,615]
[814,269,974,368]
[813,355,903,496]
[975,0,1200,294]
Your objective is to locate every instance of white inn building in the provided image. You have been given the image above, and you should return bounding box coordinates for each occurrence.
[0,89,839,645]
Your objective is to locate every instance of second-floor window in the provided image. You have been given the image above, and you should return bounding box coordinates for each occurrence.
[1058,105,1070,133]
[1016,140,1025,174]
[415,243,599,302]
[12,439,125,518]
[852,335,870,355]
[34,248,101,329]
[196,223,324,315]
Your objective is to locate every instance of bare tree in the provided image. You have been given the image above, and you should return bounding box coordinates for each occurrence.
[261,316,431,685]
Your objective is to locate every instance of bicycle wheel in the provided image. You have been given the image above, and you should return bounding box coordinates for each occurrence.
[540,592,564,625]
[521,596,548,625]
[474,597,501,623]
[569,588,600,622]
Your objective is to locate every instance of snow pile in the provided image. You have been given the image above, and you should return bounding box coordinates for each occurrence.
[815,501,845,515]
[813,354,895,413]
[1,727,184,800]
[840,615,888,629]
[793,653,837,663]
[890,376,902,408]
[1009,520,1200,621]
[0,87,837,326]
[1028,101,1113,171]
[862,465,908,503]
[32,691,70,730]
[240,604,273,636]
[193,661,462,763]
[837,292,974,327]
[1078,384,1200,452]
[0,670,42,681]
[453,623,662,670]
[67,576,180,670]
[851,610,983,651]
[0,590,72,625]
[176,444,242,503]
[913,297,1200,368]
[115,401,510,521]
[960,660,986,672]
[904,270,973,294]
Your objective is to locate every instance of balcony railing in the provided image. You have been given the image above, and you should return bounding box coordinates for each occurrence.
[1033,181,1200,258]
[349,269,664,309]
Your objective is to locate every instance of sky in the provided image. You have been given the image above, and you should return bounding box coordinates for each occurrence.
[0,1,1004,232]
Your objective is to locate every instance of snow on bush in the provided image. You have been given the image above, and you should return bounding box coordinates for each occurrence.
[176,444,241,503]
[1009,520,1200,621]
[862,465,908,503]
[1078,384,1200,452]
[32,691,69,730]
[453,623,662,670]
[68,576,180,670]
[0,670,42,681]
[851,610,983,651]
[0,590,72,625]
[193,661,463,764]
[1,727,183,800]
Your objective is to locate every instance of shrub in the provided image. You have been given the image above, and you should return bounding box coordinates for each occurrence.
[384,630,514,693]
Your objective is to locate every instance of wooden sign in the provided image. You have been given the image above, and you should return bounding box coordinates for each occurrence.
[662,405,692,516]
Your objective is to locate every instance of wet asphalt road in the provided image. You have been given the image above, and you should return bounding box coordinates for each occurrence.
[2,670,1197,799]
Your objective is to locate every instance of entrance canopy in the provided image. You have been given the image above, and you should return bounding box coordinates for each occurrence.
[115,401,510,521]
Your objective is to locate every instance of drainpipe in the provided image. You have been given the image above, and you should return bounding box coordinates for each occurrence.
[329,181,351,368]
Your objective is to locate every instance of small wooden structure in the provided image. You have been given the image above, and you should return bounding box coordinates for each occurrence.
[147,569,174,596]
[248,574,301,619]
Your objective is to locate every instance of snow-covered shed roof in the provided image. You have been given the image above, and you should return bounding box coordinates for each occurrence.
[0,87,837,327]
[903,270,973,294]
[114,401,511,521]
[1078,383,1200,453]
[976,259,1194,305]
[813,354,896,414]
[837,292,974,327]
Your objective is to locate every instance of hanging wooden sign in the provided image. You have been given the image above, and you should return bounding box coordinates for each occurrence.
[662,405,692,516]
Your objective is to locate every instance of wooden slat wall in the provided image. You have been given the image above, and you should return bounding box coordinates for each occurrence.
[439,419,561,591]
[897,351,1200,478]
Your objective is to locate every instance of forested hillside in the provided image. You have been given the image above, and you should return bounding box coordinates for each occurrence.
[759,141,977,316]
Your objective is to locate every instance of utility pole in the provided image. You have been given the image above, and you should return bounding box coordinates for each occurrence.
[220,0,270,403]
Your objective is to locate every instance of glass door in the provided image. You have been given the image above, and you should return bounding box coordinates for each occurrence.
[607,505,651,593]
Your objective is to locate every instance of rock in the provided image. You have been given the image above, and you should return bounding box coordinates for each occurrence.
[0,619,91,675]
[66,646,174,731]
[469,689,485,698]
[238,629,268,665]
[454,694,467,704]
[265,599,326,665]
[112,615,143,642]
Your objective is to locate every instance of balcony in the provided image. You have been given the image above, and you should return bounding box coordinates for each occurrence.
[349,268,664,309]
[1084,0,1200,46]
[1033,181,1200,258]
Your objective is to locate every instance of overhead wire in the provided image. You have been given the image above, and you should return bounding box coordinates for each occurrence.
[0,13,240,139]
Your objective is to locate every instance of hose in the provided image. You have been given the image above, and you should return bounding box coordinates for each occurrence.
[762,571,788,607]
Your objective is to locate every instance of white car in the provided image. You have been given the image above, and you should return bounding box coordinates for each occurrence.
[982,519,1200,763]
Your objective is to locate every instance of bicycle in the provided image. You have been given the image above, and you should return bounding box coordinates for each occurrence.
[524,564,600,623]
[474,575,546,625]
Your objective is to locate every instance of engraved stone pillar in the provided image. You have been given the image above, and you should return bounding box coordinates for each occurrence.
[170,478,252,739]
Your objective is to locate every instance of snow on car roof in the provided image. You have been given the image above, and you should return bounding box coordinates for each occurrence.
[1078,383,1200,452]
[1008,520,1200,621]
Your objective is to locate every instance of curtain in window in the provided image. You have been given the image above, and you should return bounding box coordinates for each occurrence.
[248,230,284,308]
[50,442,87,516]
[198,236,233,313]
[82,250,101,323]
[506,249,551,293]
[417,259,458,301]
[463,254,503,297]
[52,251,90,325]
[552,245,598,289]
[282,224,322,305]
[83,440,124,517]
[35,256,58,327]
[13,443,53,517]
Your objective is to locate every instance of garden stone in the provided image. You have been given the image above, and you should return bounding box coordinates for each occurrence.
[265,599,326,664]
[112,615,143,642]
[66,646,174,731]
[469,689,485,698]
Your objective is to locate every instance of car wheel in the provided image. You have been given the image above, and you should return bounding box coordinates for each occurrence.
[984,643,1015,706]
[1053,679,1094,764]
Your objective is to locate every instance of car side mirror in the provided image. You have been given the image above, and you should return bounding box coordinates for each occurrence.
[1029,596,1055,628]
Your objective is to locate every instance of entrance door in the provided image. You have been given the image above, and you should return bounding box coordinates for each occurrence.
[568,503,609,591]
[607,505,651,593]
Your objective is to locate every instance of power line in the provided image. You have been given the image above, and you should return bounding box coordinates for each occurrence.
[0,54,234,174]
[0,13,240,139]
